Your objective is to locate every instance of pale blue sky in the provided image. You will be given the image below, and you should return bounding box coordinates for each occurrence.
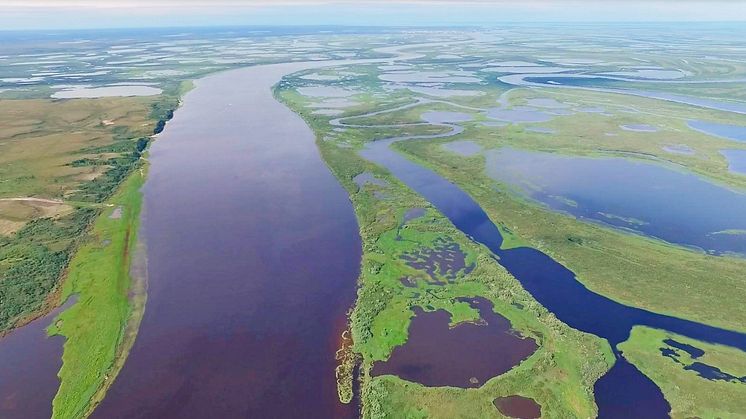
[2,1,745,30]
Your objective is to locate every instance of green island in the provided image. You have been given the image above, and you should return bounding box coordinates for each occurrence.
[280,75,618,418]
[620,326,746,418]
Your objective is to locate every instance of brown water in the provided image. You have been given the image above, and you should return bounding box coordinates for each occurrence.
[92,63,362,418]
[371,297,537,388]
[494,395,542,419]
[0,296,75,419]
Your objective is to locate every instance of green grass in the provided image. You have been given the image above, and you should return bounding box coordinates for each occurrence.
[0,96,159,334]
[619,326,746,419]
[398,137,746,333]
[47,166,146,419]
[291,69,746,333]
[280,85,615,418]
[324,139,613,418]
[278,62,746,416]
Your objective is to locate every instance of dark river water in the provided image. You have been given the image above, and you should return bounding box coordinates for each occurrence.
[360,129,746,418]
[0,298,75,419]
[92,64,362,418]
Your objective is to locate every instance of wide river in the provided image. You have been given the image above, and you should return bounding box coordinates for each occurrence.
[2,40,744,418]
[92,63,362,418]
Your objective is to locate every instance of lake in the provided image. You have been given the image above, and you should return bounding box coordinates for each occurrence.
[360,126,746,419]
[485,148,746,255]
[721,149,746,175]
[371,298,537,388]
[688,120,746,142]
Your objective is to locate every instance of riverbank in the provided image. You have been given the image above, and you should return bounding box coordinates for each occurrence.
[279,75,615,418]
[47,166,147,418]
[398,137,746,333]
[44,80,191,417]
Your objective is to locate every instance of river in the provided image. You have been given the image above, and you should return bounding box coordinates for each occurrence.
[355,120,746,419]
[91,63,363,418]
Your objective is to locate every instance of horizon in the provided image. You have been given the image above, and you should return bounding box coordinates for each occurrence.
[3,1,746,30]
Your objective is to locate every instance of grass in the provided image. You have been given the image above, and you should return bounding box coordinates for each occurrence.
[288,67,746,333]
[0,97,156,200]
[619,326,746,419]
[280,86,615,419]
[46,168,146,418]
[398,136,746,333]
[0,79,183,417]
[279,59,746,417]
[0,96,158,334]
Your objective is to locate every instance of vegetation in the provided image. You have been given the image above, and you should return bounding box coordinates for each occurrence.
[279,85,615,419]
[398,131,746,333]
[0,76,186,416]
[0,97,156,333]
[0,75,188,334]
[47,169,146,419]
[620,326,746,418]
[280,52,746,416]
[41,83,186,417]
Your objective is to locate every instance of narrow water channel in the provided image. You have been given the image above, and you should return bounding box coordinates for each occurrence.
[0,298,74,419]
[92,63,363,418]
[359,127,746,418]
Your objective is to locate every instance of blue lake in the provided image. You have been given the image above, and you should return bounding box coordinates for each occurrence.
[360,130,746,419]
[484,148,746,255]
[721,149,746,175]
[689,120,746,143]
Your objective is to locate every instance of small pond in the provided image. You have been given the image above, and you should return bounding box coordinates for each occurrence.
[493,395,542,419]
[486,108,553,124]
[721,149,746,175]
[421,111,473,124]
[52,85,162,98]
[620,124,658,132]
[371,297,537,388]
[689,120,746,143]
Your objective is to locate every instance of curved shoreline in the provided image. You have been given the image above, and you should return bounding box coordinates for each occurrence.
[88,40,447,416]
[328,98,746,416]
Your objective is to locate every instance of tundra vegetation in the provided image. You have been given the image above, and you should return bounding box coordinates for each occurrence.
[279,30,746,416]
[2,26,746,418]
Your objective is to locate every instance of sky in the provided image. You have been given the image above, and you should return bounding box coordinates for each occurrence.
[2,1,745,30]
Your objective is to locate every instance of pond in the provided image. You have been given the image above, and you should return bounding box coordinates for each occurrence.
[360,127,746,419]
[486,108,553,124]
[620,124,658,132]
[663,144,694,155]
[51,85,162,98]
[689,120,746,142]
[721,149,746,175]
[441,140,482,156]
[371,298,537,388]
[421,111,473,124]
[493,395,542,419]
[484,147,746,255]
